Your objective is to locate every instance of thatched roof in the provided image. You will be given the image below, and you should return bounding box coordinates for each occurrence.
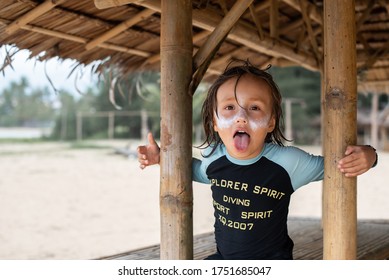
[0,0,388,93]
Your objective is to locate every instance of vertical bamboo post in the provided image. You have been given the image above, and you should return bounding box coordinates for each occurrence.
[108,111,114,139]
[76,112,82,141]
[323,0,358,259]
[160,0,193,259]
[284,98,293,142]
[140,109,148,142]
[371,93,379,148]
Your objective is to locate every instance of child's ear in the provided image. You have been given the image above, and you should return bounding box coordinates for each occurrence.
[267,116,276,132]
[213,120,219,132]
[213,114,219,132]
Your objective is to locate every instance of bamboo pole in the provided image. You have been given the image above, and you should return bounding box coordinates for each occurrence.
[160,0,193,260]
[108,111,114,139]
[371,93,379,149]
[284,99,293,142]
[140,109,148,143]
[323,0,358,260]
[77,112,82,141]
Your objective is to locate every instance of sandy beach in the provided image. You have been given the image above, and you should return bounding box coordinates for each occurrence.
[0,140,387,260]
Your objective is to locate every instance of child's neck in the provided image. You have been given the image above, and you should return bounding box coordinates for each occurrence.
[224,143,266,165]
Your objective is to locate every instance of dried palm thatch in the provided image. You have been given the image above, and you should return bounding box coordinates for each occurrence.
[0,0,388,93]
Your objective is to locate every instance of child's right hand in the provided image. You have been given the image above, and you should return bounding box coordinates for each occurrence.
[137,132,160,169]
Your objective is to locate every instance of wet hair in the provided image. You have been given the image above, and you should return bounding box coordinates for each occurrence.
[200,60,288,156]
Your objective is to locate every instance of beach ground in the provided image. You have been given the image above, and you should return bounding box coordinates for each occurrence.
[0,140,387,259]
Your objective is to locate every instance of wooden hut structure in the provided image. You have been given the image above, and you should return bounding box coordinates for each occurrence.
[1,0,388,260]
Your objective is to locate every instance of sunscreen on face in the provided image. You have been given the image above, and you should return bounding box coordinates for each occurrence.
[215,107,270,131]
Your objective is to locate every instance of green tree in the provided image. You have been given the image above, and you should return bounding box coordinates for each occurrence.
[269,66,322,144]
[193,83,208,143]
[79,71,162,140]
[0,77,56,127]
[50,90,79,140]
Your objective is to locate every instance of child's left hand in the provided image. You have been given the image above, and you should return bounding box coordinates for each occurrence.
[338,145,377,177]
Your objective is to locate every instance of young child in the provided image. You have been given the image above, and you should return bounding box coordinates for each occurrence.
[137,61,377,260]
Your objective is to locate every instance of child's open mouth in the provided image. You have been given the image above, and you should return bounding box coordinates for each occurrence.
[233,131,250,151]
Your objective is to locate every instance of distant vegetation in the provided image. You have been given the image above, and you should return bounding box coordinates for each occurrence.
[0,77,56,127]
[0,66,380,144]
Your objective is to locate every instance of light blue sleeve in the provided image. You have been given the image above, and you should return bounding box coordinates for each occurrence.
[265,145,324,191]
[192,157,210,184]
[192,145,225,184]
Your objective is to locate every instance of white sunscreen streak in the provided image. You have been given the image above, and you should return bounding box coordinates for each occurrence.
[215,108,269,131]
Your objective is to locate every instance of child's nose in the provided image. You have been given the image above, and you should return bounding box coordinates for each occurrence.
[235,108,248,123]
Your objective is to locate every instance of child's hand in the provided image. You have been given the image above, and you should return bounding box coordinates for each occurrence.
[337,145,377,177]
[137,132,160,169]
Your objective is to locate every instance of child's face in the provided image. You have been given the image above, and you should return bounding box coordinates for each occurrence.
[213,74,275,160]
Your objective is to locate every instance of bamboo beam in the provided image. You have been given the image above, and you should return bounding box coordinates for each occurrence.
[249,4,264,40]
[356,0,375,31]
[190,35,226,95]
[269,0,279,39]
[191,0,253,94]
[358,40,389,74]
[299,0,322,67]
[100,43,150,57]
[193,0,253,71]
[194,5,319,70]
[95,0,319,71]
[95,0,134,9]
[282,0,323,24]
[253,0,271,13]
[359,80,389,87]
[5,0,65,35]
[358,81,389,96]
[357,33,371,54]
[280,18,303,35]
[0,18,150,58]
[356,1,388,63]
[85,8,156,50]
[211,47,248,69]
[323,0,358,260]
[160,0,193,260]
[358,52,389,63]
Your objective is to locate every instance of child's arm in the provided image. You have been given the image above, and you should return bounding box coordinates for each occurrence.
[338,145,377,177]
[137,132,160,169]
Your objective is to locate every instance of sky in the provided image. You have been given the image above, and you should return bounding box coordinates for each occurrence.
[0,46,98,94]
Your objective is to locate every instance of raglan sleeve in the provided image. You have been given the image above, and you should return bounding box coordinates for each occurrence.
[192,157,211,184]
[282,146,324,190]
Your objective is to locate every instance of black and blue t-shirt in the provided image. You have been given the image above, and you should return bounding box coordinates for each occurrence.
[193,143,324,259]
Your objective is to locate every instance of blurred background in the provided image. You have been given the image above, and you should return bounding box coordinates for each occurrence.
[1,47,388,259]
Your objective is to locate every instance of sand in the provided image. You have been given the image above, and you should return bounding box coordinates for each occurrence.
[0,141,387,260]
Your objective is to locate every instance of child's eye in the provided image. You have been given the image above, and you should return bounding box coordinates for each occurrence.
[224,105,234,110]
[250,105,260,111]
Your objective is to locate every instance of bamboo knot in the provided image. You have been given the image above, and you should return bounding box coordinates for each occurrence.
[160,194,193,213]
[325,87,345,110]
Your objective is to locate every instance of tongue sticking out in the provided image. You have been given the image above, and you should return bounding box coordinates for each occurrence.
[234,133,250,151]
